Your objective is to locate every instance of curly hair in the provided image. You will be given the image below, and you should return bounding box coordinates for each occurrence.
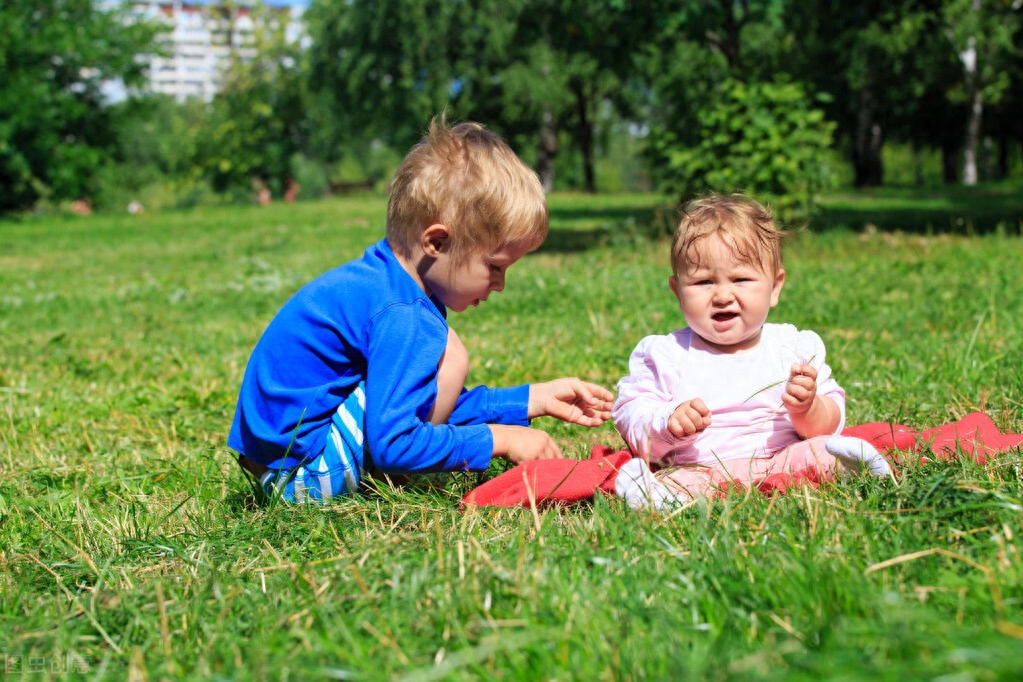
[670,193,785,276]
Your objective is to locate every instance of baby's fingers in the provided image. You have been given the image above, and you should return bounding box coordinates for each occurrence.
[668,408,707,437]
[786,374,813,393]
[689,398,711,418]
[667,415,689,437]
[790,363,818,380]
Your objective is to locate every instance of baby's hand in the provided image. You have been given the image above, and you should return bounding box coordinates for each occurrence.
[668,398,711,437]
[782,363,818,415]
[528,378,614,427]
[490,425,563,464]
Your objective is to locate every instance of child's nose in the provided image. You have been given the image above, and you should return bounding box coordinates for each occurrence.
[712,284,734,303]
[491,272,506,292]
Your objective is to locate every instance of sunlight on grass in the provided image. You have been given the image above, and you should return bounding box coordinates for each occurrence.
[1,193,1021,679]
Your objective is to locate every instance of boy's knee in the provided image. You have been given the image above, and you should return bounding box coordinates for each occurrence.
[429,327,470,424]
[441,327,470,381]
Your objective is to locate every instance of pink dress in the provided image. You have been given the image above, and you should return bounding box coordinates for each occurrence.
[612,323,846,497]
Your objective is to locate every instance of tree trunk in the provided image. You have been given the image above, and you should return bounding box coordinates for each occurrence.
[959,0,982,186]
[996,133,1009,180]
[913,141,924,186]
[961,87,983,185]
[711,0,747,70]
[982,136,993,182]
[536,104,557,193]
[573,85,596,194]
[853,84,883,187]
[941,138,959,184]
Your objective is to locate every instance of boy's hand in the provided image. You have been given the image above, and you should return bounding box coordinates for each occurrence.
[528,378,614,426]
[490,425,563,464]
[782,363,818,415]
[668,398,711,437]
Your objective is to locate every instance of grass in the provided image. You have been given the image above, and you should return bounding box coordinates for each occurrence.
[1,189,1022,680]
[815,181,1023,235]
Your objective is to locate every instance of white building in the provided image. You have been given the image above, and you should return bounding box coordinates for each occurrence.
[122,0,305,102]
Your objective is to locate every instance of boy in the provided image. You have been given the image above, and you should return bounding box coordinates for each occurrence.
[611,193,890,509]
[229,118,614,503]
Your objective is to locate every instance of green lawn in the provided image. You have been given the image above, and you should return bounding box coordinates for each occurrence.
[1,191,1022,680]
[816,182,1023,235]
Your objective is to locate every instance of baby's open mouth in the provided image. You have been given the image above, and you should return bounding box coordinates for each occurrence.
[712,312,738,321]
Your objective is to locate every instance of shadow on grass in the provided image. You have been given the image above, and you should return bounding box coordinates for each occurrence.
[540,203,677,253]
[815,184,1023,235]
[536,185,1023,253]
[816,206,1023,235]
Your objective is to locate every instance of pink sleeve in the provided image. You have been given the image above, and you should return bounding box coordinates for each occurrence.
[799,329,846,434]
[612,336,682,460]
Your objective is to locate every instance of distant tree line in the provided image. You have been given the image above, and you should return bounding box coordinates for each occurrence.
[1,0,1021,216]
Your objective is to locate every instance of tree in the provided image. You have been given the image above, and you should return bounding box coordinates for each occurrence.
[305,0,667,192]
[0,0,160,213]
[195,1,309,198]
[95,94,209,210]
[305,0,482,154]
[649,78,836,219]
[782,0,908,187]
[493,0,669,192]
[641,0,840,211]
[785,0,1022,188]
[985,27,1023,180]
[941,0,1020,185]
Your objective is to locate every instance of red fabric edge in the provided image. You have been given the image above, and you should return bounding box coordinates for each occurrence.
[461,412,1023,509]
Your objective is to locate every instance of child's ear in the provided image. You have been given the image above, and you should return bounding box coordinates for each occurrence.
[421,223,451,257]
[668,275,681,299]
[770,268,786,306]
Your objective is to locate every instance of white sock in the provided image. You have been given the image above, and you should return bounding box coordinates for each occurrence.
[614,458,690,510]
[826,435,892,477]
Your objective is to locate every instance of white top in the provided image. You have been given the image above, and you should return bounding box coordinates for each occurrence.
[612,323,846,466]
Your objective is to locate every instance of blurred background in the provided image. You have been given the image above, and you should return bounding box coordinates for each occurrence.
[2,0,1021,219]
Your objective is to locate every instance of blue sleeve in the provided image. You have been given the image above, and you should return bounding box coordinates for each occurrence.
[363,301,500,474]
[449,384,530,426]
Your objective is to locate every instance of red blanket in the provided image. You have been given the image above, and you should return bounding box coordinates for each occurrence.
[461,412,1023,509]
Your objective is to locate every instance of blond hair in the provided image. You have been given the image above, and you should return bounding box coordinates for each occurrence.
[671,194,784,276]
[386,118,549,263]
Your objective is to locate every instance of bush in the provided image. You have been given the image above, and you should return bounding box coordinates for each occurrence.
[289,154,330,200]
[649,78,837,220]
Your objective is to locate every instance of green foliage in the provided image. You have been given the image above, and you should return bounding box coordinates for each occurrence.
[483,0,664,192]
[649,78,837,219]
[195,4,308,198]
[305,0,669,192]
[783,1,1023,186]
[287,153,331,200]
[941,0,1018,108]
[5,0,1022,214]
[879,143,944,188]
[57,2,317,211]
[305,0,475,150]
[0,0,161,214]
[90,95,211,212]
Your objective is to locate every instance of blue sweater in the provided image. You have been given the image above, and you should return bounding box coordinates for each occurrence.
[228,239,530,473]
